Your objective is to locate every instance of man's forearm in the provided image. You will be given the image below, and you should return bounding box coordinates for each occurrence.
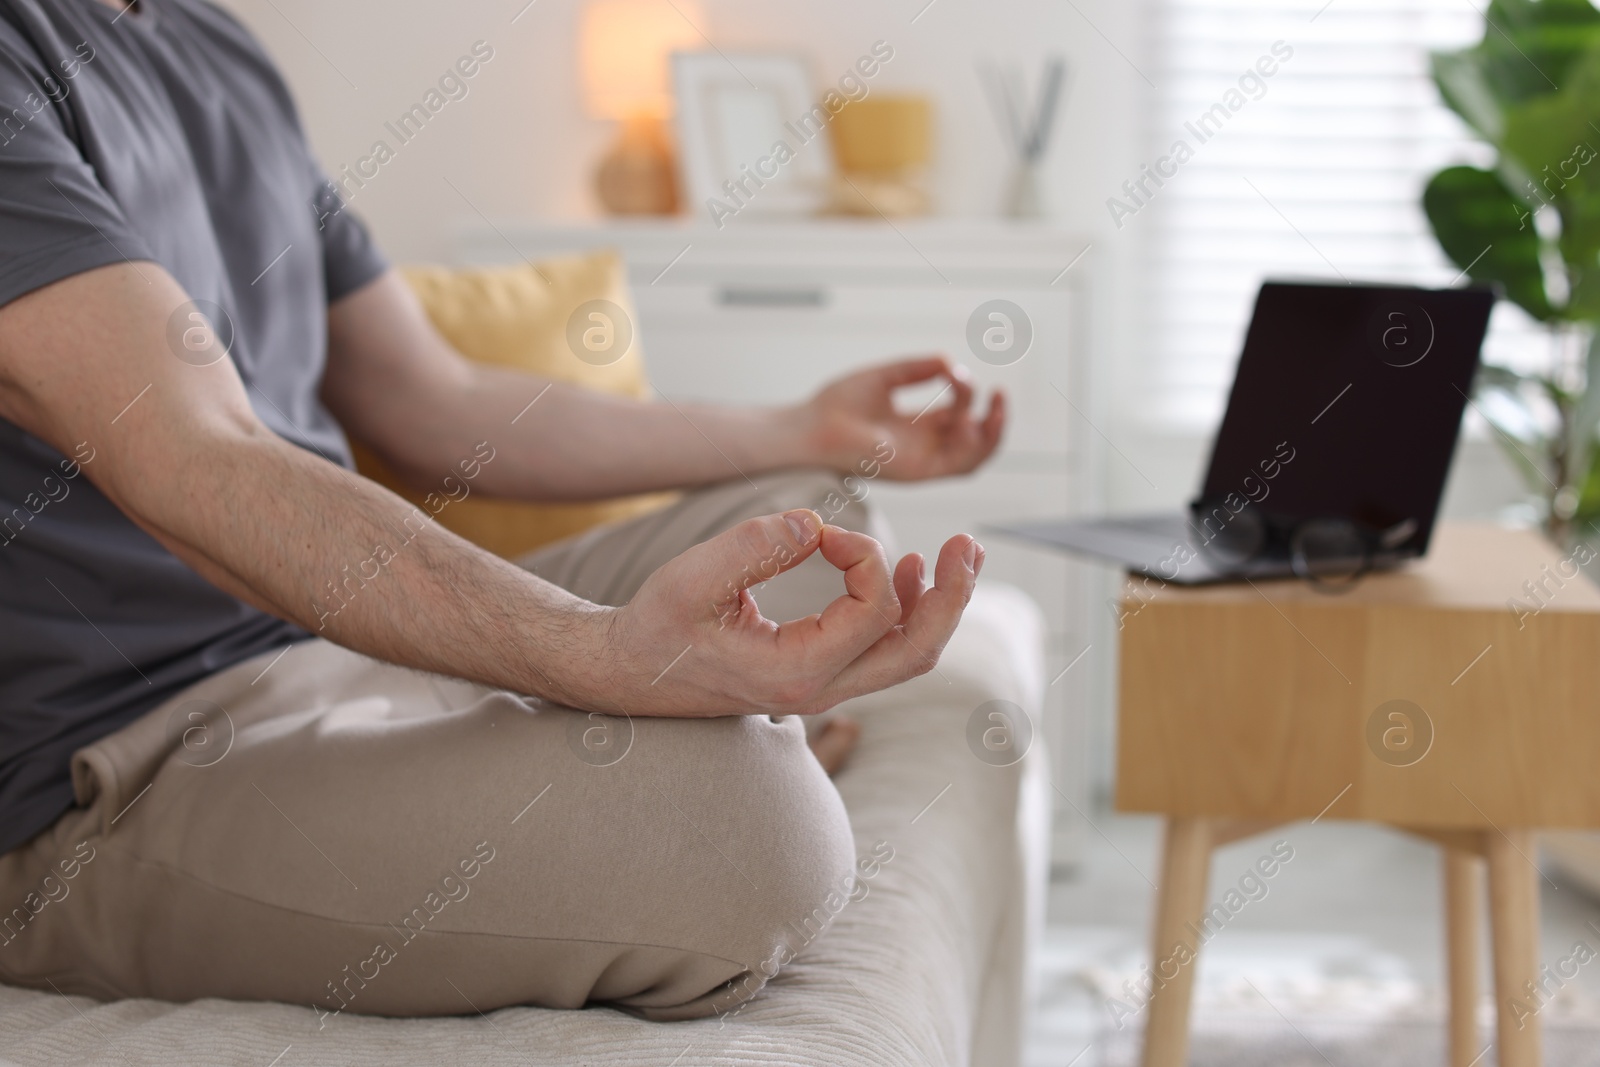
[322,272,833,501]
[112,413,605,706]
[432,364,825,500]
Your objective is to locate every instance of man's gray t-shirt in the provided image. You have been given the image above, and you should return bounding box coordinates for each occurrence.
[0,0,388,855]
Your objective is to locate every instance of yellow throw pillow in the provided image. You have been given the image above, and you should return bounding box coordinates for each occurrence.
[349,251,676,560]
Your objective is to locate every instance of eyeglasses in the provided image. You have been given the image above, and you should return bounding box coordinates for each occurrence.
[1187,501,1419,592]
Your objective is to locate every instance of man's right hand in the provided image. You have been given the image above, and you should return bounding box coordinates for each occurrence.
[568,509,985,718]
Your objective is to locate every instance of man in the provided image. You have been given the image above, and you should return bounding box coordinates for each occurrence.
[0,0,1004,1023]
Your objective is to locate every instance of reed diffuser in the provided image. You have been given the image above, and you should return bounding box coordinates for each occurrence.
[979,56,1066,220]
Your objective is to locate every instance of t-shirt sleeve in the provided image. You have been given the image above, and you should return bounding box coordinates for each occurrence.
[0,34,156,310]
[196,0,389,306]
[313,177,389,304]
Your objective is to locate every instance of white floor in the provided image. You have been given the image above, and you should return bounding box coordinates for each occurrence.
[1024,811,1600,1067]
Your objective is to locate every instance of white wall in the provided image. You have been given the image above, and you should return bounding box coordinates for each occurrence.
[217,0,1153,262]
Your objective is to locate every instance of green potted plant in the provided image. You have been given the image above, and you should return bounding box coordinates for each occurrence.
[1423,0,1600,547]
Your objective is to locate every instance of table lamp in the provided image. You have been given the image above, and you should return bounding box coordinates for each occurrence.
[579,0,701,215]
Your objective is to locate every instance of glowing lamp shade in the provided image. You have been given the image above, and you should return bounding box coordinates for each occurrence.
[579,0,702,121]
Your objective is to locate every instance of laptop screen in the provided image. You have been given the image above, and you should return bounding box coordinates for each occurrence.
[1197,281,1495,553]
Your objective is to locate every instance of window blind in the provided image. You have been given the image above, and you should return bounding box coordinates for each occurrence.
[1139,0,1541,428]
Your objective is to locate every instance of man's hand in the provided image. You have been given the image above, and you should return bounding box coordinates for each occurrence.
[795,356,1006,481]
[577,508,985,717]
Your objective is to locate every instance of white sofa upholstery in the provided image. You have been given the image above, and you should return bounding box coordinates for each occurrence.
[0,584,1051,1067]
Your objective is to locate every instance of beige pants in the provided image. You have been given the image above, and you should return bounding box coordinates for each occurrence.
[0,471,889,1022]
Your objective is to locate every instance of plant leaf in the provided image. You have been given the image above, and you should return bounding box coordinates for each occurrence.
[1430,0,1600,158]
[1423,165,1555,320]
[1474,0,1600,106]
[1433,48,1506,144]
[1499,41,1600,320]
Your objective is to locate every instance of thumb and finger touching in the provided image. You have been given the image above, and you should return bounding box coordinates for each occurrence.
[682,508,823,623]
[665,505,980,710]
[820,532,980,702]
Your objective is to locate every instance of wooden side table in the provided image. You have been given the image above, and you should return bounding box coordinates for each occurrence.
[1116,523,1600,1067]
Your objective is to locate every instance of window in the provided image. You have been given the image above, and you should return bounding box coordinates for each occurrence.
[1139,0,1540,428]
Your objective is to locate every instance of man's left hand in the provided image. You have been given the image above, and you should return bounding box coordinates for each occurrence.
[796,356,1006,481]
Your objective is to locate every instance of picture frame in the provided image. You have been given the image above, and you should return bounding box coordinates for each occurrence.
[671,51,835,224]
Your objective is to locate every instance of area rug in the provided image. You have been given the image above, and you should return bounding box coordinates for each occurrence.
[1027,927,1600,1067]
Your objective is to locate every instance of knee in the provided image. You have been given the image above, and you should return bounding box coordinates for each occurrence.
[691,716,856,958]
[624,714,857,1019]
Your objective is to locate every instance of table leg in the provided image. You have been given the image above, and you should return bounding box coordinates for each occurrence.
[1443,846,1485,1067]
[1141,817,1212,1067]
[1487,829,1543,1067]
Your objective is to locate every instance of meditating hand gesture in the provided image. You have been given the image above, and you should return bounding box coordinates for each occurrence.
[581,508,984,718]
[795,356,1007,482]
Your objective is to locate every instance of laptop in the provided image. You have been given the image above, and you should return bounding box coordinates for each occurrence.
[991,280,1496,584]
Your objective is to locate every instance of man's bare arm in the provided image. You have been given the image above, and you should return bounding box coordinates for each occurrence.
[0,263,982,716]
[321,270,1005,500]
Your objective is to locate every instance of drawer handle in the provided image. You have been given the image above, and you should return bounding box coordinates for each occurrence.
[717,286,827,308]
